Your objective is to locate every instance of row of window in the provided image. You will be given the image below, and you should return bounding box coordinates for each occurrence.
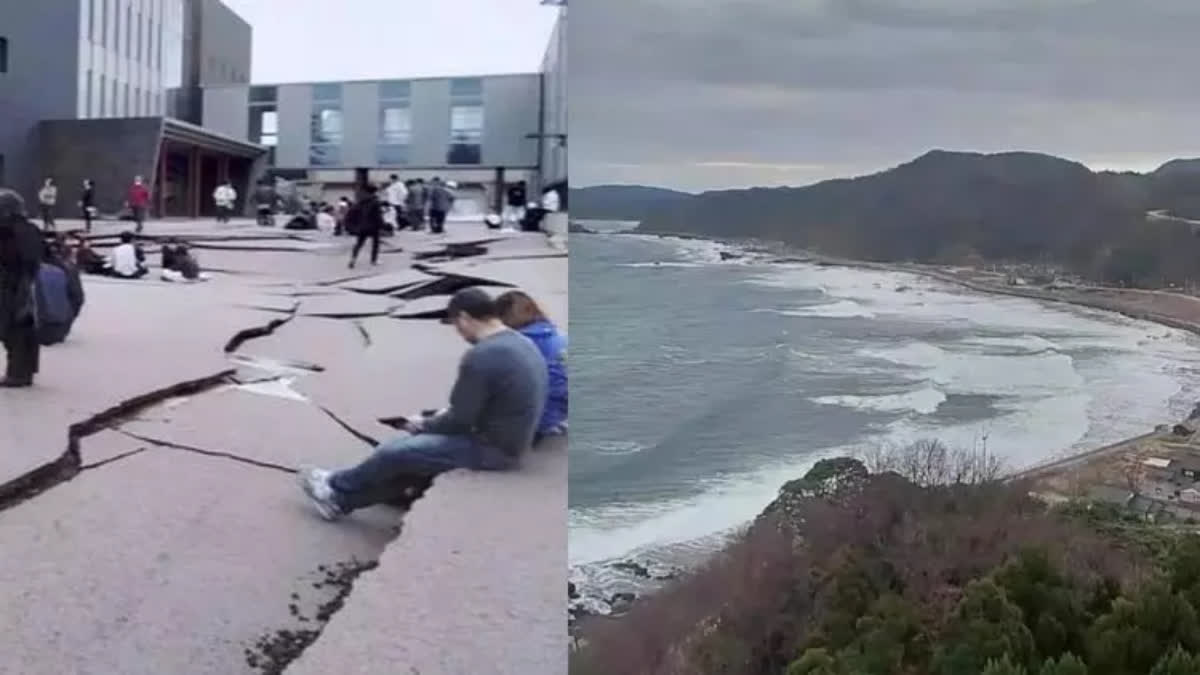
[84,68,160,118]
[249,79,487,167]
[87,0,163,71]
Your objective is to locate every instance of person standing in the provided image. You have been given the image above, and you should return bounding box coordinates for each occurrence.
[128,175,150,234]
[385,174,408,231]
[415,178,430,228]
[80,179,96,233]
[253,180,276,227]
[504,180,527,227]
[404,180,423,230]
[0,189,46,387]
[37,179,58,232]
[428,177,455,235]
[213,181,237,223]
[347,184,385,269]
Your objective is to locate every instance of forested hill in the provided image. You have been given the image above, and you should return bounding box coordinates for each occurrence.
[629,150,1200,287]
[569,184,693,222]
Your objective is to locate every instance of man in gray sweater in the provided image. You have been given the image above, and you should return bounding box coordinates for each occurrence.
[298,288,548,520]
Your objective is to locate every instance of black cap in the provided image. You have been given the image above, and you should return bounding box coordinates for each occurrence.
[441,287,496,324]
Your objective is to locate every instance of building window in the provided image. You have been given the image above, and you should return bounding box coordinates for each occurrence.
[101,0,108,48]
[250,108,278,146]
[125,5,131,57]
[135,10,142,62]
[99,74,106,115]
[123,82,130,116]
[114,2,121,56]
[88,0,95,41]
[250,85,277,103]
[86,69,93,117]
[310,83,343,167]
[377,80,412,166]
[0,37,7,74]
[111,79,118,116]
[447,78,484,165]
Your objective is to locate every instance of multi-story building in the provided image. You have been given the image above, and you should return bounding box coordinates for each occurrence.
[0,0,565,219]
[0,0,264,218]
[201,73,546,216]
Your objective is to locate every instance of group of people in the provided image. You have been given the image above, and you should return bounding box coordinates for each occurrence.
[36,175,152,234]
[298,286,567,520]
[0,189,87,387]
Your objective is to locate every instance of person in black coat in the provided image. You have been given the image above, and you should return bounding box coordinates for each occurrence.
[0,188,46,387]
[80,179,96,232]
[348,184,386,268]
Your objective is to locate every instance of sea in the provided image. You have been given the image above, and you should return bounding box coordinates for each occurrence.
[568,222,1200,616]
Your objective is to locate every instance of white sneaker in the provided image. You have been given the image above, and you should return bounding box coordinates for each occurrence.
[298,465,343,521]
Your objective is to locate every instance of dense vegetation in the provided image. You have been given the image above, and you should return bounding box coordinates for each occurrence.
[600,151,1200,287]
[570,448,1200,675]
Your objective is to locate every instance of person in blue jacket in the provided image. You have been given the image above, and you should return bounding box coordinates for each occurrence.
[495,290,567,441]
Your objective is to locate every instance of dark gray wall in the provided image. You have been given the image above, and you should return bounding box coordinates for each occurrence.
[540,7,567,188]
[0,0,81,202]
[196,0,251,86]
[173,0,251,124]
[37,118,164,217]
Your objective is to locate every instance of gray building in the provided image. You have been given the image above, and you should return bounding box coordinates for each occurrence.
[540,1,567,190]
[0,0,263,218]
[0,0,564,220]
[201,73,546,214]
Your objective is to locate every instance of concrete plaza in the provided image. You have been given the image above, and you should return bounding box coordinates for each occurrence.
[0,216,567,674]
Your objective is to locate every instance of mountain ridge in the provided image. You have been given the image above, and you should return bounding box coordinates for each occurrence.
[579,150,1200,286]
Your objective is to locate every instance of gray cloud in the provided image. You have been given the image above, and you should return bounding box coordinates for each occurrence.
[571,0,1200,191]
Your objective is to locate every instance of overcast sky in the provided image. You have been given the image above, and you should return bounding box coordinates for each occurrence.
[221,0,557,84]
[572,0,1200,192]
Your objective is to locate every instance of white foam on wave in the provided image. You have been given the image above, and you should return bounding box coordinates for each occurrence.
[814,386,947,415]
[590,441,647,456]
[568,449,845,566]
[618,261,705,269]
[770,300,877,319]
[858,342,1083,398]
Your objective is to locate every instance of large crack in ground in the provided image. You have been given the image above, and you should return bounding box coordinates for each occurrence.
[224,302,300,353]
[0,368,237,513]
[10,233,525,671]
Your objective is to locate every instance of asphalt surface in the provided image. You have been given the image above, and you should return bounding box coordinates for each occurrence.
[0,217,568,674]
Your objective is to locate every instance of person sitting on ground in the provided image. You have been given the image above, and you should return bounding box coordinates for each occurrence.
[297,288,549,520]
[104,231,148,279]
[316,205,337,232]
[495,290,568,441]
[161,241,208,282]
[160,237,183,271]
[73,237,107,275]
[35,244,82,346]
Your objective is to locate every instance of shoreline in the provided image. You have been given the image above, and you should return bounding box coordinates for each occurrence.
[630,228,1200,474]
[572,229,1200,622]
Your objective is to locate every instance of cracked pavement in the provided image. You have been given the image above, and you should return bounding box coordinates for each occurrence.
[0,218,567,675]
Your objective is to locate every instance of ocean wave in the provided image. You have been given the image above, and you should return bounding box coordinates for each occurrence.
[858,342,1083,397]
[589,441,647,456]
[813,386,946,415]
[773,300,876,319]
[617,261,706,269]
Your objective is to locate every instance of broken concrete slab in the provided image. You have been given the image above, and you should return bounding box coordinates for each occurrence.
[0,281,270,490]
[389,295,451,320]
[334,268,436,295]
[424,257,568,325]
[285,443,568,675]
[0,448,398,675]
[118,385,371,471]
[296,293,398,319]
